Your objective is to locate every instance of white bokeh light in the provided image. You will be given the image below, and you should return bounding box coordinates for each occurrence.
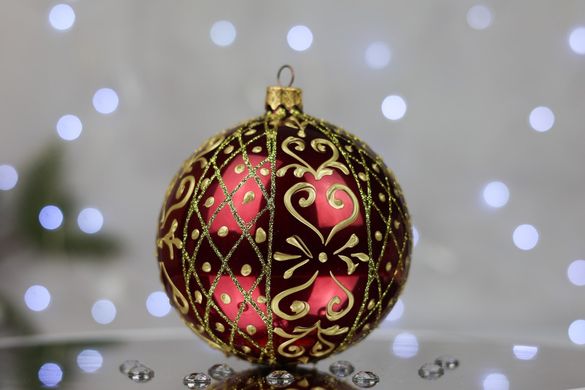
[483,373,509,390]
[49,4,75,31]
[483,181,510,208]
[529,106,555,132]
[92,88,119,114]
[569,27,585,55]
[567,260,585,286]
[287,25,313,51]
[39,205,64,230]
[38,362,63,388]
[56,114,83,141]
[385,299,404,322]
[209,20,236,47]
[568,319,585,345]
[467,5,493,30]
[512,345,538,360]
[381,95,407,121]
[24,285,51,312]
[412,226,419,247]
[77,349,103,373]
[365,42,391,69]
[91,299,116,325]
[392,332,419,358]
[77,208,104,234]
[512,224,539,251]
[146,291,171,317]
[0,164,18,191]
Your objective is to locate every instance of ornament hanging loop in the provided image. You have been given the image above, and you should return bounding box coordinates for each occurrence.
[277,65,295,87]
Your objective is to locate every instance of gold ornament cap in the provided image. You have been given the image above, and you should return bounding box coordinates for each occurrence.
[265,65,303,113]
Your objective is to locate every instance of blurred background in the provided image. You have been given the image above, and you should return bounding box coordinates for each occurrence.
[1,0,585,386]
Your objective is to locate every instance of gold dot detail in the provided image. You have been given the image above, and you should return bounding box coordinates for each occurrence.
[378,193,386,202]
[234,164,246,174]
[255,227,266,243]
[375,231,383,241]
[218,226,229,237]
[345,145,353,152]
[223,145,234,154]
[242,191,255,204]
[358,172,367,181]
[318,252,328,263]
[220,293,231,304]
[385,262,392,272]
[257,295,267,304]
[191,229,200,240]
[372,163,380,173]
[201,262,211,272]
[252,146,262,153]
[194,290,203,304]
[204,196,215,208]
[394,220,401,229]
[241,264,252,276]
[244,129,257,136]
[242,346,252,353]
[246,325,257,335]
[367,299,376,310]
[259,168,269,176]
[215,322,225,332]
[196,324,205,333]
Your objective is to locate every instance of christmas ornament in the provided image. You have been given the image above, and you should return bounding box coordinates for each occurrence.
[156,66,412,365]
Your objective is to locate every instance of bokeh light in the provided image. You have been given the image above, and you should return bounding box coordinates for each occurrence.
[392,332,419,358]
[569,27,585,55]
[146,291,171,317]
[529,106,555,132]
[24,285,51,312]
[512,224,539,251]
[38,205,64,230]
[381,95,407,121]
[0,164,18,191]
[512,345,538,360]
[568,319,585,345]
[91,299,116,325]
[482,373,509,390]
[56,114,83,141]
[77,208,104,234]
[76,349,103,373]
[287,25,313,51]
[38,362,63,388]
[567,260,585,286]
[92,88,119,114]
[209,20,236,47]
[365,42,391,69]
[412,226,419,247]
[483,181,510,208]
[385,298,404,322]
[467,5,493,30]
[48,4,75,31]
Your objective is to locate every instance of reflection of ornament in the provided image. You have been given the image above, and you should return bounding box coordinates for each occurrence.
[156,66,412,365]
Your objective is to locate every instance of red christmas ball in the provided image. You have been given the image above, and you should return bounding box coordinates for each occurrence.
[156,79,412,365]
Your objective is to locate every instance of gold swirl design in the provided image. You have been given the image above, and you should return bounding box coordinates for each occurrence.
[276,137,349,180]
[160,262,189,314]
[324,183,360,245]
[283,182,324,243]
[271,271,318,321]
[156,219,183,260]
[160,176,195,227]
[274,320,349,359]
[325,271,354,321]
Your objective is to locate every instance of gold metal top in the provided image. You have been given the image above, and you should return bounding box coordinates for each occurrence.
[265,65,303,112]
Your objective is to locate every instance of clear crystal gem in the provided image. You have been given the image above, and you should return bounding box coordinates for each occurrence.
[265,370,294,387]
[208,363,235,380]
[418,363,444,380]
[183,372,211,389]
[329,360,355,377]
[352,371,380,388]
[127,364,154,383]
[119,359,141,375]
[435,355,459,370]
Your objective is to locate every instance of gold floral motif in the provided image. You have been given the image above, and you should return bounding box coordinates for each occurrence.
[157,219,182,260]
[160,176,195,227]
[160,262,189,314]
[274,320,349,359]
[325,271,355,321]
[271,271,318,321]
[276,137,349,180]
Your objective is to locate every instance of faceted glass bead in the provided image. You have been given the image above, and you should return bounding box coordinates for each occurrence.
[418,363,444,380]
[435,355,459,370]
[265,370,295,387]
[329,360,355,377]
[183,372,211,389]
[127,364,154,383]
[352,371,380,388]
[208,363,235,380]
